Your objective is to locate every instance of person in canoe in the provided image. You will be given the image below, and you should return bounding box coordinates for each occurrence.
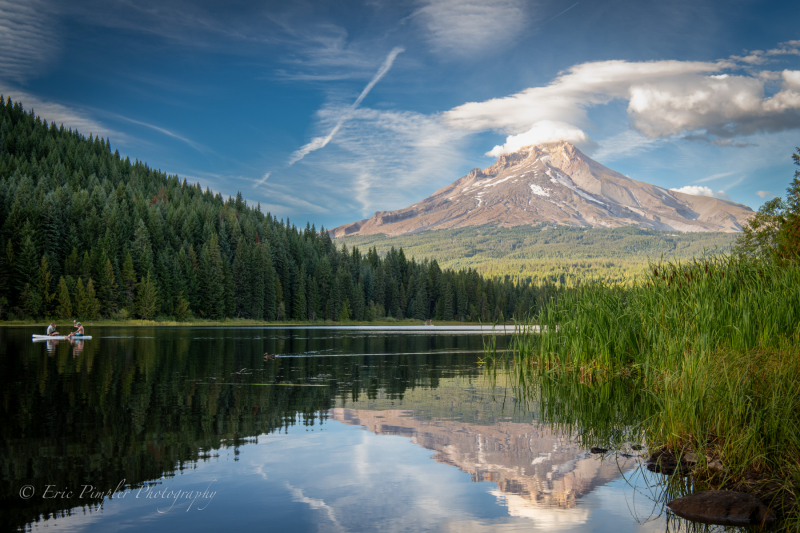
[68,322,85,338]
[46,322,60,336]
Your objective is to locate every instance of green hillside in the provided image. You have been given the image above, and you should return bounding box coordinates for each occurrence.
[338,224,738,285]
[0,97,549,323]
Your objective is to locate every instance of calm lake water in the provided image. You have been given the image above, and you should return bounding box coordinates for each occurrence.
[1,326,714,532]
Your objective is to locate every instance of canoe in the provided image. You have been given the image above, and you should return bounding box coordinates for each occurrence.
[32,335,92,341]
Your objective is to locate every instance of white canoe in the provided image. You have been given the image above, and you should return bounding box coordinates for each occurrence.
[32,335,92,341]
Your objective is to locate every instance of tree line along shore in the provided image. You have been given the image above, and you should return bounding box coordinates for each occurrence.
[0,97,565,324]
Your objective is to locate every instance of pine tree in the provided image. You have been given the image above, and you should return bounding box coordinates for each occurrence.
[56,276,72,318]
[414,268,428,320]
[135,272,159,320]
[307,274,319,321]
[121,252,137,312]
[38,255,55,315]
[338,299,351,322]
[174,291,191,320]
[443,280,455,321]
[263,245,276,321]
[131,219,153,276]
[199,234,225,319]
[97,258,118,316]
[232,238,250,317]
[20,283,41,318]
[65,247,80,277]
[293,263,307,320]
[75,278,87,318]
[83,279,100,319]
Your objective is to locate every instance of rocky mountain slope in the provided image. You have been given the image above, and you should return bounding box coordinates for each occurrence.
[331,142,753,237]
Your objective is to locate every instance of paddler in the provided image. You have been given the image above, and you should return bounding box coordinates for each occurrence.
[68,322,85,337]
[46,322,60,336]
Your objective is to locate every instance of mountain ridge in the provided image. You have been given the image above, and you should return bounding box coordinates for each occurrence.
[331,142,754,237]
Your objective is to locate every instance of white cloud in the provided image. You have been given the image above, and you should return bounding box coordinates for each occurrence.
[627,71,800,138]
[486,121,592,156]
[0,0,59,81]
[442,53,800,155]
[730,40,800,66]
[412,0,527,57]
[756,190,776,199]
[670,185,731,200]
[288,47,404,165]
[444,59,726,133]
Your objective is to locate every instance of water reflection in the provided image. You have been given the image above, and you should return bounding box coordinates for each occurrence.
[331,408,639,510]
[0,327,748,532]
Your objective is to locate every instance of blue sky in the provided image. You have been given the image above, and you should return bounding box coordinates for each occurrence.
[1,0,799,228]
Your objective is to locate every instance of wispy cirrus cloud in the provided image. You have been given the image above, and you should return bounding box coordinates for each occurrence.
[409,0,529,58]
[299,105,471,217]
[106,113,208,152]
[695,171,735,183]
[0,0,59,81]
[288,46,405,165]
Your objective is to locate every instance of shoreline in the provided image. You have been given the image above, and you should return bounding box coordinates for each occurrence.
[0,319,511,328]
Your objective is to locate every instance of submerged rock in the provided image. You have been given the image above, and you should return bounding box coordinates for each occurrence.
[647,450,689,476]
[667,490,776,527]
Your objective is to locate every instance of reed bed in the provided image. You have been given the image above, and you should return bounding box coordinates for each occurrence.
[502,253,800,525]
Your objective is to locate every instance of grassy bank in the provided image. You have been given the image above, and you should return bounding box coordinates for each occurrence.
[502,253,800,524]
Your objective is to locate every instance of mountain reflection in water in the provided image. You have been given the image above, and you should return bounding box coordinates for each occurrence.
[332,408,638,512]
[1,326,687,532]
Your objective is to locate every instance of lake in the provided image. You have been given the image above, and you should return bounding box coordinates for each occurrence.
[1,326,702,532]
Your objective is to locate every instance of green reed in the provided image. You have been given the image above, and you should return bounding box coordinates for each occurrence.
[499,253,800,523]
[530,253,800,374]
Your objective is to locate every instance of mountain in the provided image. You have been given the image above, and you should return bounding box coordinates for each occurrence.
[331,142,754,237]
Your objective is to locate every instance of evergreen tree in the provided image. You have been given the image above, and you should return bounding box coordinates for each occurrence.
[198,234,225,319]
[131,219,153,276]
[135,272,158,320]
[339,299,351,321]
[293,263,307,320]
[262,245,276,321]
[83,279,100,319]
[38,255,55,315]
[74,278,87,318]
[97,258,118,316]
[65,247,80,277]
[121,252,137,312]
[56,276,72,318]
[174,292,191,320]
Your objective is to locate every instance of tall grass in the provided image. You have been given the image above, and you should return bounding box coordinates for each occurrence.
[527,253,800,374]
[505,253,800,521]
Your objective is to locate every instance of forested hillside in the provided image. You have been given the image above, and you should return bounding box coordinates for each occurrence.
[340,225,738,285]
[0,97,544,322]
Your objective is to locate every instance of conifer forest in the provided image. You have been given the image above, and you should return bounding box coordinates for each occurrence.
[0,98,545,322]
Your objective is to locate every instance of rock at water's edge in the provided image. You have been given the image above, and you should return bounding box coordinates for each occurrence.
[667,490,776,527]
